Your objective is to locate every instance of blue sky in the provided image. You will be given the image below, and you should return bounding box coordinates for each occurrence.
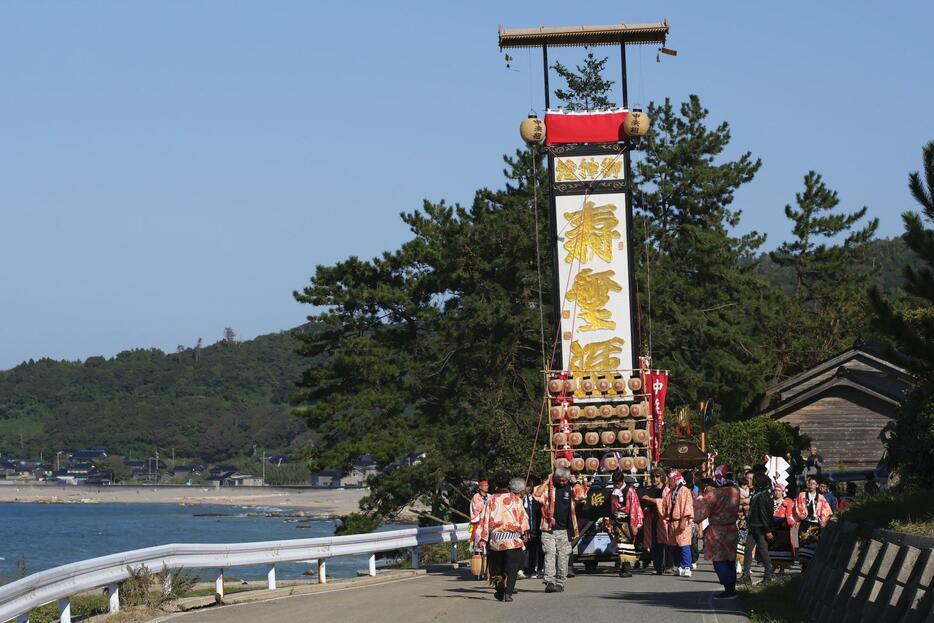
[2,1,933,369]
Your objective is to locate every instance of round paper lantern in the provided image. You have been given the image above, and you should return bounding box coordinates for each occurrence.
[563,379,576,393]
[585,457,600,472]
[599,405,614,418]
[520,114,546,145]
[612,379,627,393]
[584,432,600,446]
[634,429,649,445]
[553,432,567,447]
[597,378,611,393]
[601,431,616,446]
[635,457,649,471]
[604,456,619,471]
[569,432,583,446]
[584,405,598,419]
[621,457,635,471]
[547,379,563,395]
[570,457,585,472]
[616,404,631,418]
[581,379,594,393]
[549,405,564,420]
[555,457,570,469]
[617,430,632,445]
[628,378,643,391]
[622,109,650,138]
[567,406,582,420]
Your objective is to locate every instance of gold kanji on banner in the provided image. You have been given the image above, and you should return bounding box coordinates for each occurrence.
[565,268,622,331]
[568,337,626,372]
[555,156,625,182]
[563,201,621,264]
[555,159,578,182]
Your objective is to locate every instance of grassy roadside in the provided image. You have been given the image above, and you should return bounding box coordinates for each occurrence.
[738,575,810,623]
[837,488,934,536]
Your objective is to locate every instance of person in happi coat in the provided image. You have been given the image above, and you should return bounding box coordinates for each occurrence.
[532,467,578,593]
[645,469,694,577]
[793,475,832,567]
[611,473,644,578]
[639,468,671,575]
[478,476,530,602]
[470,479,490,552]
[769,482,797,563]
[693,465,741,598]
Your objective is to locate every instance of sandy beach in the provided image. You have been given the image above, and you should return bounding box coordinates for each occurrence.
[0,483,368,516]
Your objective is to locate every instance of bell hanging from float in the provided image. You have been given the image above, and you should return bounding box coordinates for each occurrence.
[520,113,546,145]
[622,108,650,138]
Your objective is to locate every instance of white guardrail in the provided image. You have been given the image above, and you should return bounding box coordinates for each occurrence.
[0,522,470,623]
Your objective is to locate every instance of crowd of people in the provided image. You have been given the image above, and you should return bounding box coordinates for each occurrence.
[466,444,875,603]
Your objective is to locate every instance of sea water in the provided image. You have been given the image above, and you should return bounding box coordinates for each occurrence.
[0,502,402,584]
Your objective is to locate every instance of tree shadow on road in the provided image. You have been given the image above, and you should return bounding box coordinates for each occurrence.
[598,588,743,616]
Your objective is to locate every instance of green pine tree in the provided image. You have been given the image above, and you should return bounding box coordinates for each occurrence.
[633,96,777,417]
[769,171,879,379]
[552,53,615,110]
[870,141,934,483]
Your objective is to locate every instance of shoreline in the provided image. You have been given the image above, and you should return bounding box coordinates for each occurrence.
[0,483,368,516]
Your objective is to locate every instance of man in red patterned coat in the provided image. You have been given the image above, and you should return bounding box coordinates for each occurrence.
[478,476,530,602]
[694,465,741,599]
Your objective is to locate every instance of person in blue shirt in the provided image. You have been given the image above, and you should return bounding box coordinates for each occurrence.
[819,480,837,512]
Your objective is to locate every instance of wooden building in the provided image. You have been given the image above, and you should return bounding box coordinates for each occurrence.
[759,343,912,471]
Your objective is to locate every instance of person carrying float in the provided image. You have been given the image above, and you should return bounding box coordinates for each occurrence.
[644,469,694,577]
[611,473,644,578]
[477,476,530,603]
[693,465,741,599]
[793,475,832,567]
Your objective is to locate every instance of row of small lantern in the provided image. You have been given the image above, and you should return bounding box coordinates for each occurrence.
[554,454,650,473]
[547,376,643,397]
[548,402,647,420]
[553,428,649,448]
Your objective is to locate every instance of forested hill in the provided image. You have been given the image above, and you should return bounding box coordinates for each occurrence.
[754,236,916,295]
[0,327,311,462]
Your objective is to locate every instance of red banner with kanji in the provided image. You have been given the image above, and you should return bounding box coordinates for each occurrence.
[643,370,669,462]
[544,110,629,144]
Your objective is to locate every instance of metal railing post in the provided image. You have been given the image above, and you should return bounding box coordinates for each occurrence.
[107,583,120,613]
[215,569,224,598]
[410,547,420,570]
[57,597,70,623]
[450,543,458,564]
[267,564,277,590]
[318,559,327,584]
[368,554,377,577]
[16,614,29,623]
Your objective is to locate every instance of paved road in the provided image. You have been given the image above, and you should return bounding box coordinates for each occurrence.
[164,564,749,623]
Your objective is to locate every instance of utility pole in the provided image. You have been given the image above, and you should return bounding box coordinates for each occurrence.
[261,449,266,486]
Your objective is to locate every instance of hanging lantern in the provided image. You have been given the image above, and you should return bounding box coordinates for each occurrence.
[629,403,642,418]
[612,379,627,393]
[568,406,582,420]
[547,379,563,395]
[571,457,586,472]
[520,114,546,145]
[549,405,564,420]
[634,429,649,445]
[584,405,598,419]
[628,378,643,391]
[621,457,635,471]
[584,431,600,446]
[585,457,600,472]
[601,431,616,446]
[617,430,633,445]
[597,378,611,393]
[635,457,649,471]
[569,431,583,446]
[617,404,631,418]
[556,457,570,469]
[553,432,567,447]
[604,456,619,471]
[622,108,650,138]
[563,379,576,394]
[599,405,614,418]
[581,378,595,393]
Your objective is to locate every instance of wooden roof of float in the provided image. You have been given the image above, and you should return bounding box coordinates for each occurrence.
[498,22,669,49]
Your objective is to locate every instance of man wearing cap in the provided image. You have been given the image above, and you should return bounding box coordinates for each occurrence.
[470,480,490,553]
[611,473,644,578]
[532,467,578,593]
[694,465,741,598]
